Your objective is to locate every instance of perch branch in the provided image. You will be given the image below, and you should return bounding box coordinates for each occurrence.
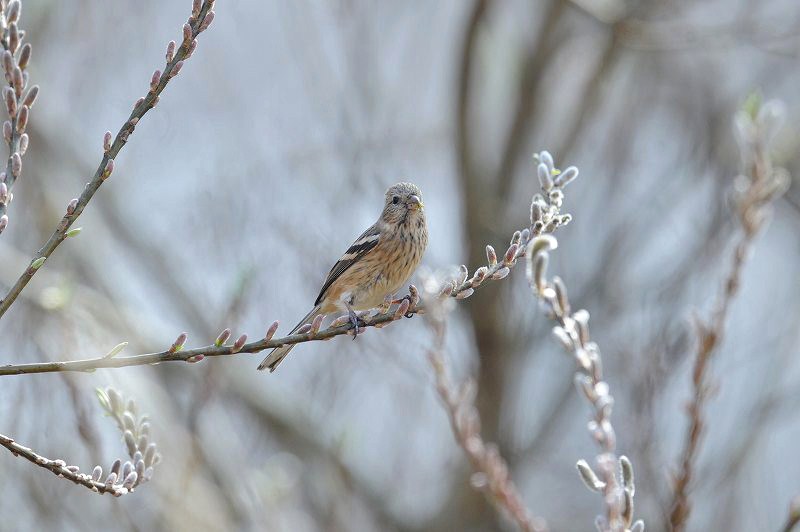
[1,148,577,376]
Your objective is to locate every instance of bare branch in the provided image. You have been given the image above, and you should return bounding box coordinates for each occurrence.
[0,0,216,320]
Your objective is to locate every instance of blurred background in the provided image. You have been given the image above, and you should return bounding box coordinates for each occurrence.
[1,0,799,530]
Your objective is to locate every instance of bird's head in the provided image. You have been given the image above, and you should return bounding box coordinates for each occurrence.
[380,182,424,225]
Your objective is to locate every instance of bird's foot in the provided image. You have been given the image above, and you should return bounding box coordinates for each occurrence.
[348,307,361,340]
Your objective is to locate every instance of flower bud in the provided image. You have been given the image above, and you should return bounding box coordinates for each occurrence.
[169,332,188,352]
[150,69,161,91]
[393,298,410,319]
[102,158,114,179]
[17,43,31,70]
[170,61,184,78]
[11,152,21,177]
[22,85,38,108]
[199,11,215,31]
[214,328,231,347]
[18,132,27,155]
[486,245,497,266]
[265,320,279,341]
[231,334,247,353]
[16,104,27,133]
[166,40,176,63]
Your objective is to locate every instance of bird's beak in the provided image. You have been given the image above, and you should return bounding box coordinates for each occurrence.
[408,195,423,211]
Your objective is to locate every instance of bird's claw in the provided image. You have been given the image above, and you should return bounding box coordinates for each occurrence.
[349,308,360,340]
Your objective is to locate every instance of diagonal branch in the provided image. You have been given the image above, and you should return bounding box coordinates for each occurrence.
[0,0,216,320]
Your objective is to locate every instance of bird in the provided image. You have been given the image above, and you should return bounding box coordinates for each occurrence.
[258,182,428,372]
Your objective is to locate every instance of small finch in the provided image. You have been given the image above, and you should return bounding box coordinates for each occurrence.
[258,182,428,372]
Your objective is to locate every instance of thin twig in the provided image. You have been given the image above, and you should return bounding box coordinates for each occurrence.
[0,0,216,319]
[668,97,790,531]
[425,308,546,532]
[0,433,126,495]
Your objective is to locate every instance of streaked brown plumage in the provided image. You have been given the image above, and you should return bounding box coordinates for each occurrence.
[258,182,428,372]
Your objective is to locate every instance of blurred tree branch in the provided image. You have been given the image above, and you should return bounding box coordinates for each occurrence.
[668,98,791,531]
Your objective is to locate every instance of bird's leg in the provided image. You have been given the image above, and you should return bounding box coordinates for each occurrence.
[345,301,360,340]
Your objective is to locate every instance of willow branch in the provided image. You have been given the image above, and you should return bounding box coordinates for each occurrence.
[0,0,216,319]
[0,387,160,496]
[518,152,642,532]
[668,98,790,532]
[0,0,37,233]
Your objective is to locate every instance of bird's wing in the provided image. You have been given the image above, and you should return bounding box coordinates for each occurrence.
[314,223,381,306]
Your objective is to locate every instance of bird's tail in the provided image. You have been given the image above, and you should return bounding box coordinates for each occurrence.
[257,305,322,372]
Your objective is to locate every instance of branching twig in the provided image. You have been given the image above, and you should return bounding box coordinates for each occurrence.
[0,0,216,319]
[668,97,790,532]
[0,0,37,234]
[0,387,159,496]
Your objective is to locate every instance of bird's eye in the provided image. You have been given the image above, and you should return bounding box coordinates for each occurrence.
[392,196,400,205]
